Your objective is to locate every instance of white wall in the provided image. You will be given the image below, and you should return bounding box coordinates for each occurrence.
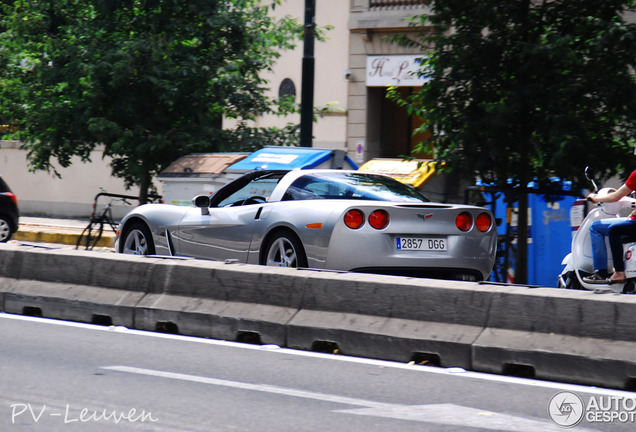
[0,140,146,219]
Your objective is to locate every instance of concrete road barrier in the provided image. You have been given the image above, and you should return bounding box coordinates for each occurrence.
[472,288,636,389]
[1,244,155,327]
[286,271,493,369]
[135,257,309,345]
[1,243,636,390]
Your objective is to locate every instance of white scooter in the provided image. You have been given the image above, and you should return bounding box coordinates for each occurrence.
[558,168,636,294]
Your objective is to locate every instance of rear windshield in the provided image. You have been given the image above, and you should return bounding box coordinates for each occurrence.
[0,177,11,193]
[283,172,429,203]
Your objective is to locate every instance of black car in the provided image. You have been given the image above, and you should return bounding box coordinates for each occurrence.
[0,175,19,242]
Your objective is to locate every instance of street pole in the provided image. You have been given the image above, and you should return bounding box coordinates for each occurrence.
[300,0,315,147]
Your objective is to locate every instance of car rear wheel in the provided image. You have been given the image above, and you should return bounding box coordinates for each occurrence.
[121,222,156,255]
[0,215,12,242]
[263,231,307,268]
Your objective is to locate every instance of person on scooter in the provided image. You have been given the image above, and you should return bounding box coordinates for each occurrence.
[583,169,636,284]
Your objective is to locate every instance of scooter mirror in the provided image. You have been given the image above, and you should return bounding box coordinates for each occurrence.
[585,166,599,192]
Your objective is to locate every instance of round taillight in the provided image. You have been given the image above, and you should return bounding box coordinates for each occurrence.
[475,212,492,232]
[369,210,389,230]
[456,212,472,232]
[344,209,365,229]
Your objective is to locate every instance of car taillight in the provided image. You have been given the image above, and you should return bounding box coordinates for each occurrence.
[344,209,364,229]
[7,192,17,206]
[368,210,389,230]
[456,212,472,231]
[475,212,492,232]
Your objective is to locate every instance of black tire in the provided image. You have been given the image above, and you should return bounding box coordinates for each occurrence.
[558,271,583,290]
[0,214,13,242]
[76,221,104,250]
[120,221,156,255]
[262,230,308,268]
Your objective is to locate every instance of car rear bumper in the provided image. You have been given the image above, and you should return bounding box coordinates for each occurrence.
[325,231,496,281]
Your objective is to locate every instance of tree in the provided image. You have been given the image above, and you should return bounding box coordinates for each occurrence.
[393,0,636,284]
[0,0,302,202]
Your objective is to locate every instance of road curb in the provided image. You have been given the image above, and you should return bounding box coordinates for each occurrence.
[13,229,115,248]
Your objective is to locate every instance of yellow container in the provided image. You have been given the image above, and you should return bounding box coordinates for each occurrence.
[358,159,437,188]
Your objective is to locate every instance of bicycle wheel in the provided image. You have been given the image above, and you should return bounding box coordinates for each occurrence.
[76,220,104,250]
[102,208,119,235]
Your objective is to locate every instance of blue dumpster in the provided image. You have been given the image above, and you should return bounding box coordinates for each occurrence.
[476,180,579,287]
[227,146,358,172]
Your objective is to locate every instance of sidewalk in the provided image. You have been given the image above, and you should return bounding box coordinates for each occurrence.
[13,216,117,249]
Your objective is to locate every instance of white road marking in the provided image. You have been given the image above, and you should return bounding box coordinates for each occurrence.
[103,366,597,431]
[1,312,632,399]
[103,365,391,409]
[339,404,597,431]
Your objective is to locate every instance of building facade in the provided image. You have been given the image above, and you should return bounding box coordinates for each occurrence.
[348,0,431,164]
[247,0,431,165]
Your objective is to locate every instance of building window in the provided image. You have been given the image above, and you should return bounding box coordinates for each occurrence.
[278,78,296,101]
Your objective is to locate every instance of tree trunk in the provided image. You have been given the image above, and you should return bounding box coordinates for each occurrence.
[138,172,150,205]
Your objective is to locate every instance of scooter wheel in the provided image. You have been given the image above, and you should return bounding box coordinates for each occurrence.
[622,280,635,294]
[559,271,582,290]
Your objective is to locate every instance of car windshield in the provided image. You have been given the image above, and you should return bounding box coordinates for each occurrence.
[283,172,429,203]
[215,172,285,207]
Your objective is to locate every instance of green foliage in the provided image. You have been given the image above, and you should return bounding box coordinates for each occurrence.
[394,0,636,191]
[0,0,303,200]
[392,0,636,283]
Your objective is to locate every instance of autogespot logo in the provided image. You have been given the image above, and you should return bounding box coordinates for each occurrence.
[548,392,584,428]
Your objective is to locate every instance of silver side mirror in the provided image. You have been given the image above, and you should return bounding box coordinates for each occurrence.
[193,195,210,215]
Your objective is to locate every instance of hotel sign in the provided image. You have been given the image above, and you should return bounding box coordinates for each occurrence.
[366,55,429,87]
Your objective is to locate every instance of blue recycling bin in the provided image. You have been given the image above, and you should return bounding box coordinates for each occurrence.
[477,180,579,287]
[226,146,358,172]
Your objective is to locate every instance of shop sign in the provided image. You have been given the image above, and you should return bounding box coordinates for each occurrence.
[366,55,429,87]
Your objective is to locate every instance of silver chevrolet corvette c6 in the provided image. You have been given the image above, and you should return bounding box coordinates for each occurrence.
[116,169,497,281]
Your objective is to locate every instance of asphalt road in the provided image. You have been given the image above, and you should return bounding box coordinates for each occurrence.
[0,312,634,432]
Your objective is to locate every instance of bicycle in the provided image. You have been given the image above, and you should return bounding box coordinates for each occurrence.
[491,233,517,283]
[75,190,136,250]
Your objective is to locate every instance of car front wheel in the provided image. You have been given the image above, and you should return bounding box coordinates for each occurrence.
[121,222,156,255]
[0,215,13,242]
[263,231,307,268]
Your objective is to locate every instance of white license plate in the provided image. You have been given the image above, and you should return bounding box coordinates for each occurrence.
[396,237,447,251]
